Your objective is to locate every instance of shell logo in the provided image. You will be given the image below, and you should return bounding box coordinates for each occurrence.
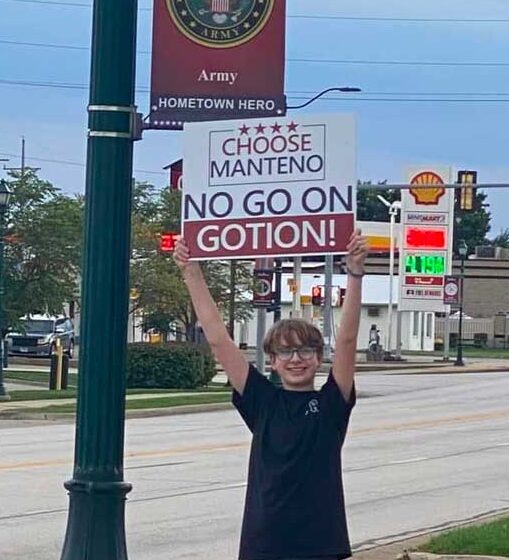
[409,171,446,205]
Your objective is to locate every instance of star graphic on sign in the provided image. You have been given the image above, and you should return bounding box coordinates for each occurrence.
[239,124,250,135]
[287,121,298,132]
[255,123,266,134]
[271,122,282,133]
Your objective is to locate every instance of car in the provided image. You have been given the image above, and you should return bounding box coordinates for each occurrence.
[5,315,75,359]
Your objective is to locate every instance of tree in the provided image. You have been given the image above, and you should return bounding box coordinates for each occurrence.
[2,170,84,330]
[356,181,400,222]
[129,183,254,341]
[453,190,491,255]
[488,228,509,248]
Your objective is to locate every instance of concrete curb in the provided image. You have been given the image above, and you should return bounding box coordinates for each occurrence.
[352,509,509,560]
[0,402,235,422]
[398,554,508,560]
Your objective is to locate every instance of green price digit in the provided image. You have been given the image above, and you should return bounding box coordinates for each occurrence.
[405,255,445,275]
[405,255,416,274]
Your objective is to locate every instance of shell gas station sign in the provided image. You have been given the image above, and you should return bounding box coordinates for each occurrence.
[398,167,454,312]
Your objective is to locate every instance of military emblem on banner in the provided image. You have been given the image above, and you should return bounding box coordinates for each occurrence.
[166,0,275,47]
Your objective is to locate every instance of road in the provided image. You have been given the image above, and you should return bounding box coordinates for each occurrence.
[1,370,508,559]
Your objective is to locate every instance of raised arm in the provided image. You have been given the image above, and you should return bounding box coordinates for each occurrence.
[173,238,249,394]
[332,229,368,400]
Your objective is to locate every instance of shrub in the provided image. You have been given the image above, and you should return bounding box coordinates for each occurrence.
[126,342,216,389]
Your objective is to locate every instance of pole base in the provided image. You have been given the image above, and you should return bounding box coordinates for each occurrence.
[60,478,132,560]
[0,384,10,401]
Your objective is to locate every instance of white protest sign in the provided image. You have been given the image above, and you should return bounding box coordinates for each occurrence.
[182,113,356,260]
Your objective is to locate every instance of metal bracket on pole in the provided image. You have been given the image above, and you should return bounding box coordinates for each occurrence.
[87,104,144,141]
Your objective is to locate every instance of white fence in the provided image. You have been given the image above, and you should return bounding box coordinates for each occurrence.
[435,316,494,347]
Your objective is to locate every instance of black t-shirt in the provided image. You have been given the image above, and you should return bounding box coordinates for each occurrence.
[232,364,356,560]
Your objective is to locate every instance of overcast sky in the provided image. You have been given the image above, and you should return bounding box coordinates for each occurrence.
[1,0,508,236]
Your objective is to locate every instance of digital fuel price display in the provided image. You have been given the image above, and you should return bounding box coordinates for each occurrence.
[405,254,445,275]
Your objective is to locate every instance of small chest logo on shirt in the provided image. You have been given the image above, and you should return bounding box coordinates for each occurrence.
[305,398,320,415]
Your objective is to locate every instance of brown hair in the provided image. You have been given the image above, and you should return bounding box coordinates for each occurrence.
[263,318,324,360]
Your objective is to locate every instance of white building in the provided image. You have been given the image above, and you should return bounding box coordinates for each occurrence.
[236,273,435,352]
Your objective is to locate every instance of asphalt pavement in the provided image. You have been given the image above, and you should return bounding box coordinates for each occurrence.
[1,357,508,559]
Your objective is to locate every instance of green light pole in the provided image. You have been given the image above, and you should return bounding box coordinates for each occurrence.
[59,0,138,556]
[0,181,12,402]
[269,259,282,386]
[454,240,468,367]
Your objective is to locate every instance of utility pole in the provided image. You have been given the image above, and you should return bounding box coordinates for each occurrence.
[228,260,236,339]
[256,257,268,374]
[59,0,138,556]
[322,254,333,361]
[269,259,282,385]
[3,137,40,177]
[21,136,25,176]
[292,257,302,318]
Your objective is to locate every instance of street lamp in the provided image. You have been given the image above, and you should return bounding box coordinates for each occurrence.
[455,240,468,367]
[0,181,12,401]
[286,86,362,110]
[377,195,401,357]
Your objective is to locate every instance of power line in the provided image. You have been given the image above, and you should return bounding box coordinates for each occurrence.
[289,57,509,67]
[287,96,509,103]
[2,79,509,103]
[0,38,89,50]
[291,14,509,23]
[290,90,509,97]
[0,152,166,175]
[0,78,87,89]
[2,39,509,67]
[3,0,509,22]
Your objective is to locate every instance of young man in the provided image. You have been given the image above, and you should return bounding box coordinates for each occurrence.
[174,230,368,560]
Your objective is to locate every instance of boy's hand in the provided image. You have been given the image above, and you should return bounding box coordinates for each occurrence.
[173,237,199,273]
[345,228,369,275]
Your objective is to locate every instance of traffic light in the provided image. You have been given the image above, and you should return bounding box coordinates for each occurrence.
[160,232,178,253]
[311,286,322,306]
[456,170,477,211]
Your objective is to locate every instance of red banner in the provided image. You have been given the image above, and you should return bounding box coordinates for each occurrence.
[184,213,354,259]
[149,0,286,129]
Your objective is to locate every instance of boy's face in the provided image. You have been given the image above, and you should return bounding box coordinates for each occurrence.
[269,334,321,391]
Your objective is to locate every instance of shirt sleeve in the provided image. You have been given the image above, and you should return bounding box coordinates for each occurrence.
[232,363,276,432]
[318,370,356,432]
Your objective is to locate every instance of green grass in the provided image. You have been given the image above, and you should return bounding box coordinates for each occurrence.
[4,370,78,387]
[419,516,509,556]
[18,392,232,414]
[462,347,509,358]
[8,385,231,402]
[9,389,77,401]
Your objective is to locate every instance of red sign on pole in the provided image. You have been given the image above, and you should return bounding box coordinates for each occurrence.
[253,268,273,307]
[443,275,461,305]
[149,0,287,129]
[160,232,179,252]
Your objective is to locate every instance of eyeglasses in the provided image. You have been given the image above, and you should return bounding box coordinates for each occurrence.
[274,346,317,361]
